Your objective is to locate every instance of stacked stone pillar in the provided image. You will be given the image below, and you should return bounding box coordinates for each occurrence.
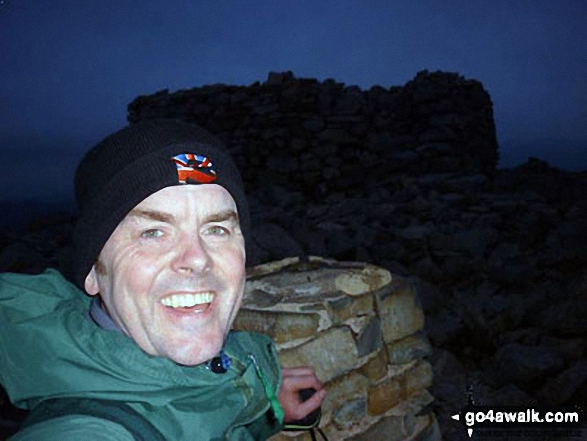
[233,257,440,440]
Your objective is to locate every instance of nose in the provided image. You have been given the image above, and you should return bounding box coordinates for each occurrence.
[171,235,212,274]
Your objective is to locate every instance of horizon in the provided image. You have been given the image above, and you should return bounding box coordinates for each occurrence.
[0,133,585,232]
[1,129,585,207]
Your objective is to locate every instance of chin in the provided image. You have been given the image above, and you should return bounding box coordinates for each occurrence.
[167,341,224,367]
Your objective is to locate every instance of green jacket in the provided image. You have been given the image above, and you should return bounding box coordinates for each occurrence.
[0,269,283,440]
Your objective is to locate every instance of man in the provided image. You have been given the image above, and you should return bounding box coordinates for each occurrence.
[0,120,325,440]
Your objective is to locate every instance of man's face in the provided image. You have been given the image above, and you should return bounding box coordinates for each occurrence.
[84,184,246,366]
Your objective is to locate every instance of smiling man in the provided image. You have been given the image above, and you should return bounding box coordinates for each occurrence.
[0,120,325,440]
[85,185,246,367]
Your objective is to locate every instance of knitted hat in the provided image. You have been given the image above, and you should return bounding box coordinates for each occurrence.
[71,119,250,290]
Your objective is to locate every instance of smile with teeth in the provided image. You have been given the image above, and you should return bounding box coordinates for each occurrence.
[161,292,215,308]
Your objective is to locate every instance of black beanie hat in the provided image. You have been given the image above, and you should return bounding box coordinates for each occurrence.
[72,119,250,290]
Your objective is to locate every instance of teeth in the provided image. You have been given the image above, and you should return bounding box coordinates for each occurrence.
[161,292,214,308]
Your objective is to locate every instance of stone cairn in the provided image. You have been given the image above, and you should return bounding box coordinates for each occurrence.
[234,256,438,440]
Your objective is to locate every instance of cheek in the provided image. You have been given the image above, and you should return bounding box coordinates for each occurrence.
[218,245,245,276]
[107,248,164,299]
[112,244,165,271]
[220,249,246,301]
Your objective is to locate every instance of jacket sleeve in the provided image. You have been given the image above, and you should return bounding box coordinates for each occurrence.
[10,415,135,441]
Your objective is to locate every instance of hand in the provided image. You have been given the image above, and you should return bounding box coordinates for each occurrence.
[278,367,326,423]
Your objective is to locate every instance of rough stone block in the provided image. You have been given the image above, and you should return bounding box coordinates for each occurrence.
[327,293,374,324]
[495,342,565,385]
[367,376,403,416]
[334,266,392,296]
[246,259,389,304]
[376,278,425,343]
[279,327,359,383]
[405,360,433,397]
[413,415,443,441]
[333,398,367,430]
[386,332,432,365]
[233,309,319,344]
[347,414,410,441]
[368,360,433,416]
[245,257,300,278]
[398,389,435,417]
[358,348,389,383]
[355,316,383,357]
[322,371,369,424]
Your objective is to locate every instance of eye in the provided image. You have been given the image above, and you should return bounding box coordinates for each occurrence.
[206,225,229,236]
[140,229,164,239]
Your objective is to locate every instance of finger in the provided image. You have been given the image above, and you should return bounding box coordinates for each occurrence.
[283,373,323,392]
[283,389,327,422]
[296,389,327,415]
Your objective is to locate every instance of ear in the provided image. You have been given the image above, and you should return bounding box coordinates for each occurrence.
[84,266,100,296]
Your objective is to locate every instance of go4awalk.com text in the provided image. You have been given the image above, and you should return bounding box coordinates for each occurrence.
[451,405,585,438]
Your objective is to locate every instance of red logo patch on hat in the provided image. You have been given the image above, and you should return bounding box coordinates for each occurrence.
[172,153,217,184]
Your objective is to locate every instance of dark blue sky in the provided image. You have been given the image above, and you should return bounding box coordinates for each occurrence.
[1,1,586,204]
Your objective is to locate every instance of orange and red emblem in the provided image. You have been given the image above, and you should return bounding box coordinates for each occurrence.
[172,153,217,184]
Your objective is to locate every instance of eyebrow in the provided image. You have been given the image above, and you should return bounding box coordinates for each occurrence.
[205,210,239,224]
[126,209,239,224]
[127,209,176,224]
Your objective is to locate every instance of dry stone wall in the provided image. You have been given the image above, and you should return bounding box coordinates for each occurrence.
[234,256,440,440]
[128,70,498,198]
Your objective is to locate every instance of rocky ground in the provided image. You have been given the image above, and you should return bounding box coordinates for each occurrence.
[246,158,587,440]
[1,158,586,440]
